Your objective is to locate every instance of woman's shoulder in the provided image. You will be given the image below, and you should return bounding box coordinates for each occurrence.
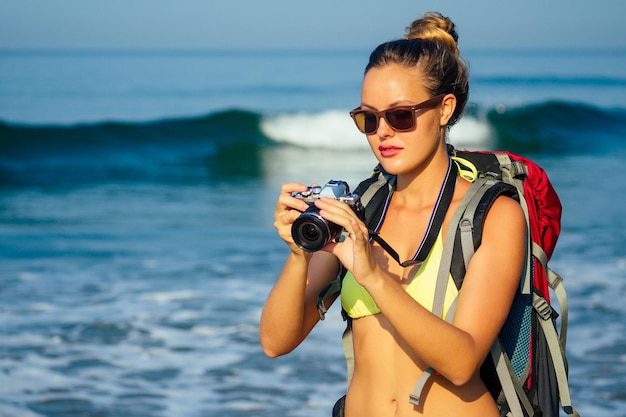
[481,193,526,247]
[488,192,525,220]
[454,175,525,230]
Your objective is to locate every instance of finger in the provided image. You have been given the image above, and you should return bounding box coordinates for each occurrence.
[276,183,310,212]
[274,207,302,229]
[276,195,309,215]
[315,198,362,230]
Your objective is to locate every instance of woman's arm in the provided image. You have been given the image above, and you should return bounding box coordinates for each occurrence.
[260,251,339,357]
[260,183,340,358]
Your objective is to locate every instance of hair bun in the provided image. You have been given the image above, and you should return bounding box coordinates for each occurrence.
[404,11,459,56]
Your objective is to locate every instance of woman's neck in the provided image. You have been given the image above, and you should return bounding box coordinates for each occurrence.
[393,147,451,210]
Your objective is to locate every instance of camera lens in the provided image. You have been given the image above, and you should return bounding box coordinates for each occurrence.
[302,224,321,242]
[291,205,344,252]
[292,212,329,252]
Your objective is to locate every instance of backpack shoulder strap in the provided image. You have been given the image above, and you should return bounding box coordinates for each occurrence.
[353,164,396,231]
[317,264,346,320]
[432,177,512,318]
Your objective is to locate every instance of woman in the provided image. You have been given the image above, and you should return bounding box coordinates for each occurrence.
[260,12,526,417]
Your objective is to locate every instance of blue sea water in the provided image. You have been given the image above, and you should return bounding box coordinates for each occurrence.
[0,48,625,417]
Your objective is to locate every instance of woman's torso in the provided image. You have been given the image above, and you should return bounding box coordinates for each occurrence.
[346,313,499,416]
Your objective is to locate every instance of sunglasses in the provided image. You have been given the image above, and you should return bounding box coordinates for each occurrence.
[349,94,446,135]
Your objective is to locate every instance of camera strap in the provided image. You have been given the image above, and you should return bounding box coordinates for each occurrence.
[368,158,458,268]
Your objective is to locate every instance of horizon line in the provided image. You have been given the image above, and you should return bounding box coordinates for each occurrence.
[1,46,625,55]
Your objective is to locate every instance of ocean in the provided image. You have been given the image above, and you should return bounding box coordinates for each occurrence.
[0,48,625,417]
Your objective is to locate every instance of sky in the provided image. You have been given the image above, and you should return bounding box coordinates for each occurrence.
[0,0,625,51]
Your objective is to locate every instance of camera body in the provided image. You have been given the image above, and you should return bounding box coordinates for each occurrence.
[291,180,363,252]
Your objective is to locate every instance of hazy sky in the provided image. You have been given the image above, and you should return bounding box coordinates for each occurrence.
[1,0,625,50]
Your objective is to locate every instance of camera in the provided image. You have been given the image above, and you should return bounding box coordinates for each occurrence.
[291,180,363,252]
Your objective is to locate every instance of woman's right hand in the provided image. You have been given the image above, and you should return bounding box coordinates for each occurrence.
[273,182,312,253]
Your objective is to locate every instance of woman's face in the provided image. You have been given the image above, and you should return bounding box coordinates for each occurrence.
[359,63,449,176]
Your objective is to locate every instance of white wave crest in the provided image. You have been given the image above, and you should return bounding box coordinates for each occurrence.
[260,110,368,150]
[261,110,494,150]
[448,116,495,150]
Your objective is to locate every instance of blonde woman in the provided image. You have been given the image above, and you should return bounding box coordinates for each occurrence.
[261,12,525,417]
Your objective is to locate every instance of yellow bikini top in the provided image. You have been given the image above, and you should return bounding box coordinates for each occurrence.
[340,229,458,319]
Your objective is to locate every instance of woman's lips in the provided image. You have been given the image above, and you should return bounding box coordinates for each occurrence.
[379,146,402,157]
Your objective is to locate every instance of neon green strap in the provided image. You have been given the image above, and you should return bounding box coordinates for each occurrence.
[451,155,478,182]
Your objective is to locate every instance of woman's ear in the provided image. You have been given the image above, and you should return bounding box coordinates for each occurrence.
[439,94,457,126]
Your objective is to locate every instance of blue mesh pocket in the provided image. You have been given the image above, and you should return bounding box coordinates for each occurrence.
[499,291,533,379]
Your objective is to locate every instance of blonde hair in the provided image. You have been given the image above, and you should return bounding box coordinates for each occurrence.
[405,11,459,56]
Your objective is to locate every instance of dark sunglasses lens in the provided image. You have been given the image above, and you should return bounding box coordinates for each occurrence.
[363,113,379,133]
[354,112,378,134]
[386,109,415,131]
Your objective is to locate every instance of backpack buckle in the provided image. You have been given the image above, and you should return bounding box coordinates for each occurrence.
[510,161,528,179]
[533,296,553,321]
[318,304,328,320]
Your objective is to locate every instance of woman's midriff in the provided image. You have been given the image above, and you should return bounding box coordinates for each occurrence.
[344,315,500,417]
